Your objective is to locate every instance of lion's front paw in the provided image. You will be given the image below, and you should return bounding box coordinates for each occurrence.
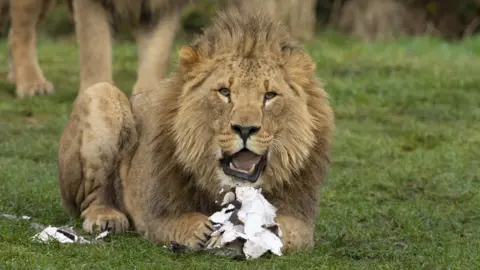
[185,218,215,249]
[81,205,130,233]
[15,78,54,98]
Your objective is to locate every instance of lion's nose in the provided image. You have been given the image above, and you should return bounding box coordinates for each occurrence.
[231,124,260,142]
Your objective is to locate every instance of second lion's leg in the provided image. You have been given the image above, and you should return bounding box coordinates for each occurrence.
[8,0,55,98]
[132,9,181,95]
[72,0,113,92]
[58,82,137,233]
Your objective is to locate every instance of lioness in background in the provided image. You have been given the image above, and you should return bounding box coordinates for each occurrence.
[0,0,192,98]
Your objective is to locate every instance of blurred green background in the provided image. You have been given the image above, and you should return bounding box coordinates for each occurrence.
[1,0,479,42]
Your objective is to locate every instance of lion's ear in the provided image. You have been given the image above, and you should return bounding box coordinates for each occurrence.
[282,48,316,88]
[179,45,202,77]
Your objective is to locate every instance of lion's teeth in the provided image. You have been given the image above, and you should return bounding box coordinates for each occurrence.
[230,162,255,174]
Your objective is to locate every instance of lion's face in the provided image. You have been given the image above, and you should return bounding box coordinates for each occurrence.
[209,58,288,184]
[174,51,317,189]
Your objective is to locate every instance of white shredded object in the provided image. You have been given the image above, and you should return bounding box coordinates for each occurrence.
[32,226,110,244]
[1,213,109,244]
[0,214,31,220]
[208,186,283,260]
[209,204,236,224]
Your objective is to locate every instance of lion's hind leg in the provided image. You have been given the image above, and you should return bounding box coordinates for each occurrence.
[58,82,137,233]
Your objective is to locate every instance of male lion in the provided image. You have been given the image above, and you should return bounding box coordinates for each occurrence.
[2,0,191,98]
[57,8,334,252]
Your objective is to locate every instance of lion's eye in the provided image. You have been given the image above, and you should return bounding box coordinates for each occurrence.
[264,91,277,100]
[218,88,230,97]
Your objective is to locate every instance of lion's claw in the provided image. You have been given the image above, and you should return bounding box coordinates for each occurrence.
[205,234,223,249]
[81,206,129,234]
[186,220,216,249]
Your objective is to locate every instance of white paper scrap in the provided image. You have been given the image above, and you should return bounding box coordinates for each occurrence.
[1,213,110,245]
[208,186,283,260]
[32,226,110,244]
[32,226,89,244]
[0,214,31,220]
[209,204,236,224]
[95,230,110,240]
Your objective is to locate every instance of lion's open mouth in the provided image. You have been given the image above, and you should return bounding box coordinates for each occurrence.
[220,149,267,183]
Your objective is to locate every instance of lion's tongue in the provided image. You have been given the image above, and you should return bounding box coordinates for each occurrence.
[231,151,262,172]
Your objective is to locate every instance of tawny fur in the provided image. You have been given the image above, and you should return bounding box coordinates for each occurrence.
[2,0,191,98]
[58,8,334,253]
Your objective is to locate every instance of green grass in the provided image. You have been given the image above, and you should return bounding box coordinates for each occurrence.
[1,32,480,269]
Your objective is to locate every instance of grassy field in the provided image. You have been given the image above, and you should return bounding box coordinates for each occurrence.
[1,31,480,269]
